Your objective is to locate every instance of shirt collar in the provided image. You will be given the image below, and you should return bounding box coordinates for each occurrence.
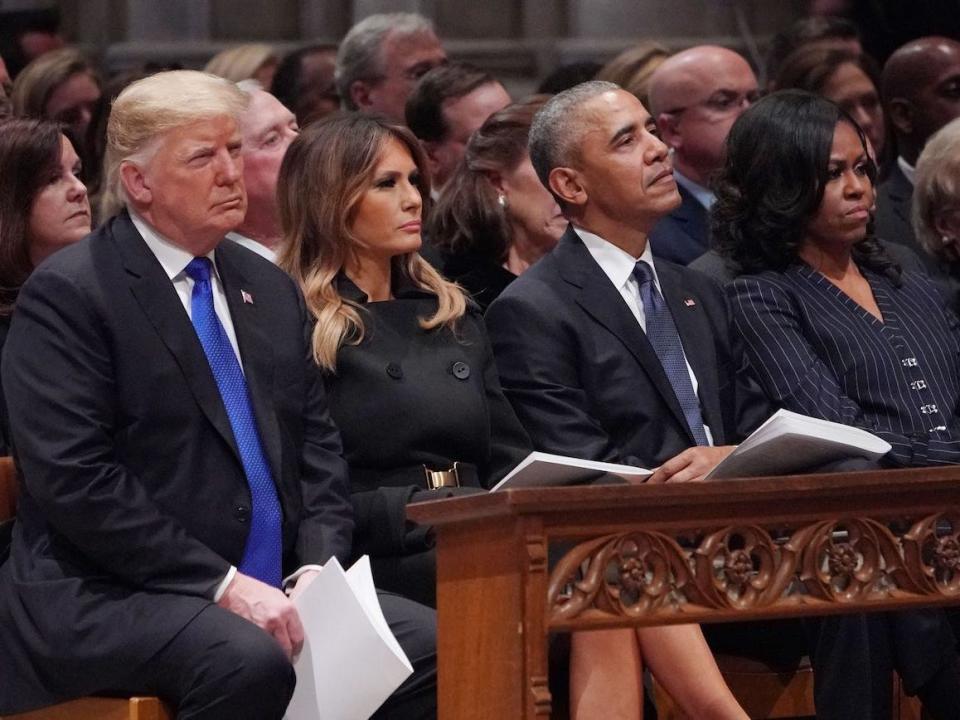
[334,270,434,304]
[227,231,278,263]
[897,156,916,186]
[573,225,660,292]
[674,169,716,210]
[130,210,220,282]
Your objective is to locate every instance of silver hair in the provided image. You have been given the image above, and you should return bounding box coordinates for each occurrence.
[913,116,960,261]
[335,12,436,111]
[236,78,264,95]
[528,80,621,189]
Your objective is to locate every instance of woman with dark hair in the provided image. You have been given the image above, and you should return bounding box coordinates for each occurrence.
[430,95,565,311]
[718,90,960,718]
[774,46,887,167]
[0,118,90,450]
[280,112,748,720]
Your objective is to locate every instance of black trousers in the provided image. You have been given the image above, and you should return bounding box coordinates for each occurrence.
[108,591,437,720]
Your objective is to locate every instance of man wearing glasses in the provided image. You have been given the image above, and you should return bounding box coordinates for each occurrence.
[335,12,447,125]
[647,46,759,265]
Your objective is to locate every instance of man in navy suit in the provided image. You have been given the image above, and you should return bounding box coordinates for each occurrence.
[645,47,759,265]
[0,71,435,719]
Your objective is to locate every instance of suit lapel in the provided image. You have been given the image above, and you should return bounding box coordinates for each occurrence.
[887,165,912,225]
[556,230,692,437]
[113,213,242,460]
[657,263,723,440]
[215,246,283,481]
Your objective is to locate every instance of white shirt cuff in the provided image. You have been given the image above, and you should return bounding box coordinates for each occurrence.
[282,564,324,593]
[212,565,237,602]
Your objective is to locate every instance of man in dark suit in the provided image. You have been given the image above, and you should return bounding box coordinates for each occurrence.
[0,71,435,719]
[877,36,960,268]
[645,46,759,265]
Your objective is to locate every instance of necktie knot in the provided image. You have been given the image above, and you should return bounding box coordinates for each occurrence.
[185,257,212,283]
[633,260,655,288]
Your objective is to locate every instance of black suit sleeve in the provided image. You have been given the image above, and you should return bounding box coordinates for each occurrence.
[486,289,650,467]
[3,267,231,597]
[293,288,354,567]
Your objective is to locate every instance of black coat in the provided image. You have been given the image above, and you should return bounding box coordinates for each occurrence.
[0,212,353,712]
[485,226,769,469]
[648,183,710,266]
[325,275,530,606]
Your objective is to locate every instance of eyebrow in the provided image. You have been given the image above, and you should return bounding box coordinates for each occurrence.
[609,122,638,147]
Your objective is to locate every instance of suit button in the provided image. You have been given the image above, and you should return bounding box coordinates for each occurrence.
[386,362,403,379]
[234,505,250,523]
[451,361,470,380]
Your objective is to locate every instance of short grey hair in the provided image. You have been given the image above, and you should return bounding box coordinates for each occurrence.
[100,70,248,219]
[528,80,621,189]
[335,12,437,111]
[913,116,960,261]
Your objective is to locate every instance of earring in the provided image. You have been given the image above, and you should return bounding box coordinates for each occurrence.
[943,235,955,246]
[497,193,508,209]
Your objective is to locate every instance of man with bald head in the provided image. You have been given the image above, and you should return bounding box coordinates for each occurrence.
[877,37,960,259]
[646,46,759,264]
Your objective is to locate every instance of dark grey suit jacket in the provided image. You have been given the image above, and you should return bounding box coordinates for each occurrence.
[0,212,353,712]
[874,163,940,274]
[485,226,770,469]
[648,183,710,266]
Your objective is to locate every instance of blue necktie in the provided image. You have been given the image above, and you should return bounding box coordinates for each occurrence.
[632,260,710,446]
[185,257,282,587]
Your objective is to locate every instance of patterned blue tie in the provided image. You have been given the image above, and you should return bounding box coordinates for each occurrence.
[632,260,710,446]
[185,257,282,587]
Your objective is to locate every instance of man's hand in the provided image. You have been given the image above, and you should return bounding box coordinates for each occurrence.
[288,569,321,602]
[218,572,304,660]
[646,446,736,484]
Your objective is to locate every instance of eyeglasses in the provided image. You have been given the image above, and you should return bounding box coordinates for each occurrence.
[664,88,763,118]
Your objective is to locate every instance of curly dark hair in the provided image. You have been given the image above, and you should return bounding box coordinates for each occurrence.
[712,89,900,283]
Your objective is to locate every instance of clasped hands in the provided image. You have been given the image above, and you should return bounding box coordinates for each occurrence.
[217,568,321,660]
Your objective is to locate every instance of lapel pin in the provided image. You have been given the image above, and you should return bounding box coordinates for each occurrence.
[241,289,254,305]
[683,297,696,308]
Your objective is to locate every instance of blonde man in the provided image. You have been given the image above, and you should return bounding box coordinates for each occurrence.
[0,69,437,720]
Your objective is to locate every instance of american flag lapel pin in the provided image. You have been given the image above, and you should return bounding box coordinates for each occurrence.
[683,297,696,308]
[241,289,254,305]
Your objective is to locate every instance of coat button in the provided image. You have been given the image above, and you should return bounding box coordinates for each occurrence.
[234,505,250,523]
[386,362,403,379]
[451,361,470,380]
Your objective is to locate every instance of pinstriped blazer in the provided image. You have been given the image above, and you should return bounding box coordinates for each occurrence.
[730,263,960,467]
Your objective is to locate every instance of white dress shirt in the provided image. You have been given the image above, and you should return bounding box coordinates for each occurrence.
[897,156,916,186]
[131,212,241,599]
[227,231,278,264]
[674,169,716,210]
[575,225,714,444]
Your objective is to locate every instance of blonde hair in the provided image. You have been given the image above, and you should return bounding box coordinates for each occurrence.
[100,70,248,219]
[11,47,98,119]
[204,43,277,83]
[597,42,670,107]
[278,113,466,371]
[914,116,960,262]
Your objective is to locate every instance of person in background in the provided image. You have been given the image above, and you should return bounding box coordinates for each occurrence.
[227,82,299,263]
[430,96,564,310]
[405,62,511,193]
[11,47,101,157]
[536,61,602,95]
[0,4,63,78]
[877,37,960,262]
[596,41,670,108]
[720,90,960,719]
[646,46,759,264]
[912,116,960,309]
[775,46,886,166]
[204,43,279,88]
[271,44,339,128]
[0,119,90,452]
[764,15,862,90]
[336,12,447,123]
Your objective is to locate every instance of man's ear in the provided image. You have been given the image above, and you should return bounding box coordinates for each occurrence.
[119,161,151,207]
[350,80,374,111]
[887,98,915,137]
[549,166,587,208]
[656,112,682,149]
[421,139,443,183]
